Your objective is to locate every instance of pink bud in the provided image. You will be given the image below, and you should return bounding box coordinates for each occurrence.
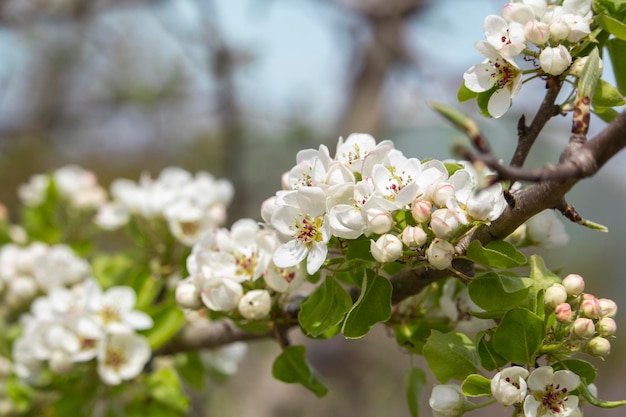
[562,274,585,297]
[581,294,601,319]
[555,303,572,323]
[366,209,394,234]
[426,238,455,270]
[370,234,403,263]
[524,20,550,45]
[598,298,617,318]
[572,317,595,339]
[432,183,455,208]
[411,199,432,223]
[430,209,463,240]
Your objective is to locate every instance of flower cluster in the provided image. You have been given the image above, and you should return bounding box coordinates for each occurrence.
[19,165,107,209]
[544,273,617,358]
[95,167,234,246]
[464,0,595,117]
[12,277,153,385]
[0,242,90,308]
[175,218,305,318]
[264,133,506,273]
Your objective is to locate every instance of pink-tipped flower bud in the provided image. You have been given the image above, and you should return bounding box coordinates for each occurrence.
[411,199,432,223]
[596,317,617,337]
[581,294,602,319]
[370,234,403,263]
[401,226,428,248]
[426,238,455,270]
[587,336,611,357]
[366,209,394,235]
[430,208,463,240]
[544,284,568,310]
[598,298,617,318]
[432,183,455,208]
[562,274,585,297]
[524,20,550,45]
[572,317,595,339]
[555,303,573,323]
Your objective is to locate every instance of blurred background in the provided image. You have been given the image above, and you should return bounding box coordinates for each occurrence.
[0,0,624,415]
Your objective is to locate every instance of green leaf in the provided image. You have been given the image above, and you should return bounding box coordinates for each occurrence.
[592,79,625,107]
[492,308,545,366]
[457,82,478,102]
[466,240,526,270]
[299,277,353,337]
[593,106,620,122]
[552,359,597,384]
[607,38,626,95]
[477,330,508,371]
[144,302,185,350]
[529,255,561,299]
[462,374,492,397]
[145,367,189,413]
[596,13,626,39]
[423,331,480,383]
[345,235,375,262]
[578,47,601,100]
[406,367,428,417]
[468,272,532,311]
[394,318,451,355]
[272,345,328,397]
[341,272,392,339]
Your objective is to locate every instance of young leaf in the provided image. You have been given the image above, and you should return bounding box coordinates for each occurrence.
[458,82,478,102]
[145,366,190,413]
[299,277,353,337]
[577,47,601,100]
[143,302,185,350]
[607,38,626,95]
[423,331,480,383]
[271,345,329,398]
[468,272,531,311]
[466,240,526,269]
[462,374,492,397]
[341,272,392,339]
[406,367,428,417]
[492,308,545,366]
[592,79,625,108]
[596,14,626,40]
[477,330,508,371]
[552,359,597,384]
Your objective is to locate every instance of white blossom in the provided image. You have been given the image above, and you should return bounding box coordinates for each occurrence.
[97,333,151,385]
[524,366,580,417]
[491,366,529,405]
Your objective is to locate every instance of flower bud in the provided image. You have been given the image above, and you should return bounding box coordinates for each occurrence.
[491,366,529,405]
[429,384,466,417]
[555,303,573,323]
[549,20,570,42]
[562,274,585,297]
[430,209,463,240]
[426,238,455,270]
[587,336,611,357]
[7,276,38,307]
[540,45,572,76]
[175,278,202,309]
[432,183,455,208]
[544,284,567,310]
[411,199,432,223]
[401,226,428,248]
[366,209,394,235]
[524,20,550,45]
[572,317,595,339]
[370,234,403,263]
[238,289,272,320]
[596,317,617,337]
[597,298,617,318]
[581,294,601,319]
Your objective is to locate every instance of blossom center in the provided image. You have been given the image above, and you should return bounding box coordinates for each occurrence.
[537,383,570,414]
[294,214,324,247]
[104,346,127,371]
[99,306,122,326]
[492,60,516,88]
[234,252,258,277]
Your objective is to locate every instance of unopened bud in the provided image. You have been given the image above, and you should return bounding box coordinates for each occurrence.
[525,20,550,45]
[540,45,572,76]
[401,226,427,248]
[581,294,601,319]
[544,284,568,310]
[596,317,617,337]
[426,238,455,270]
[430,209,463,240]
[366,209,394,235]
[238,289,272,320]
[598,298,617,318]
[371,234,403,263]
[572,317,595,339]
[175,278,202,309]
[562,274,585,297]
[555,303,572,323]
[432,183,455,208]
[587,336,611,357]
[411,199,432,223]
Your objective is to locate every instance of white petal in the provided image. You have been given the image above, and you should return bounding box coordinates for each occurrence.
[306,242,328,274]
[463,63,496,93]
[488,88,512,118]
[273,239,308,268]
